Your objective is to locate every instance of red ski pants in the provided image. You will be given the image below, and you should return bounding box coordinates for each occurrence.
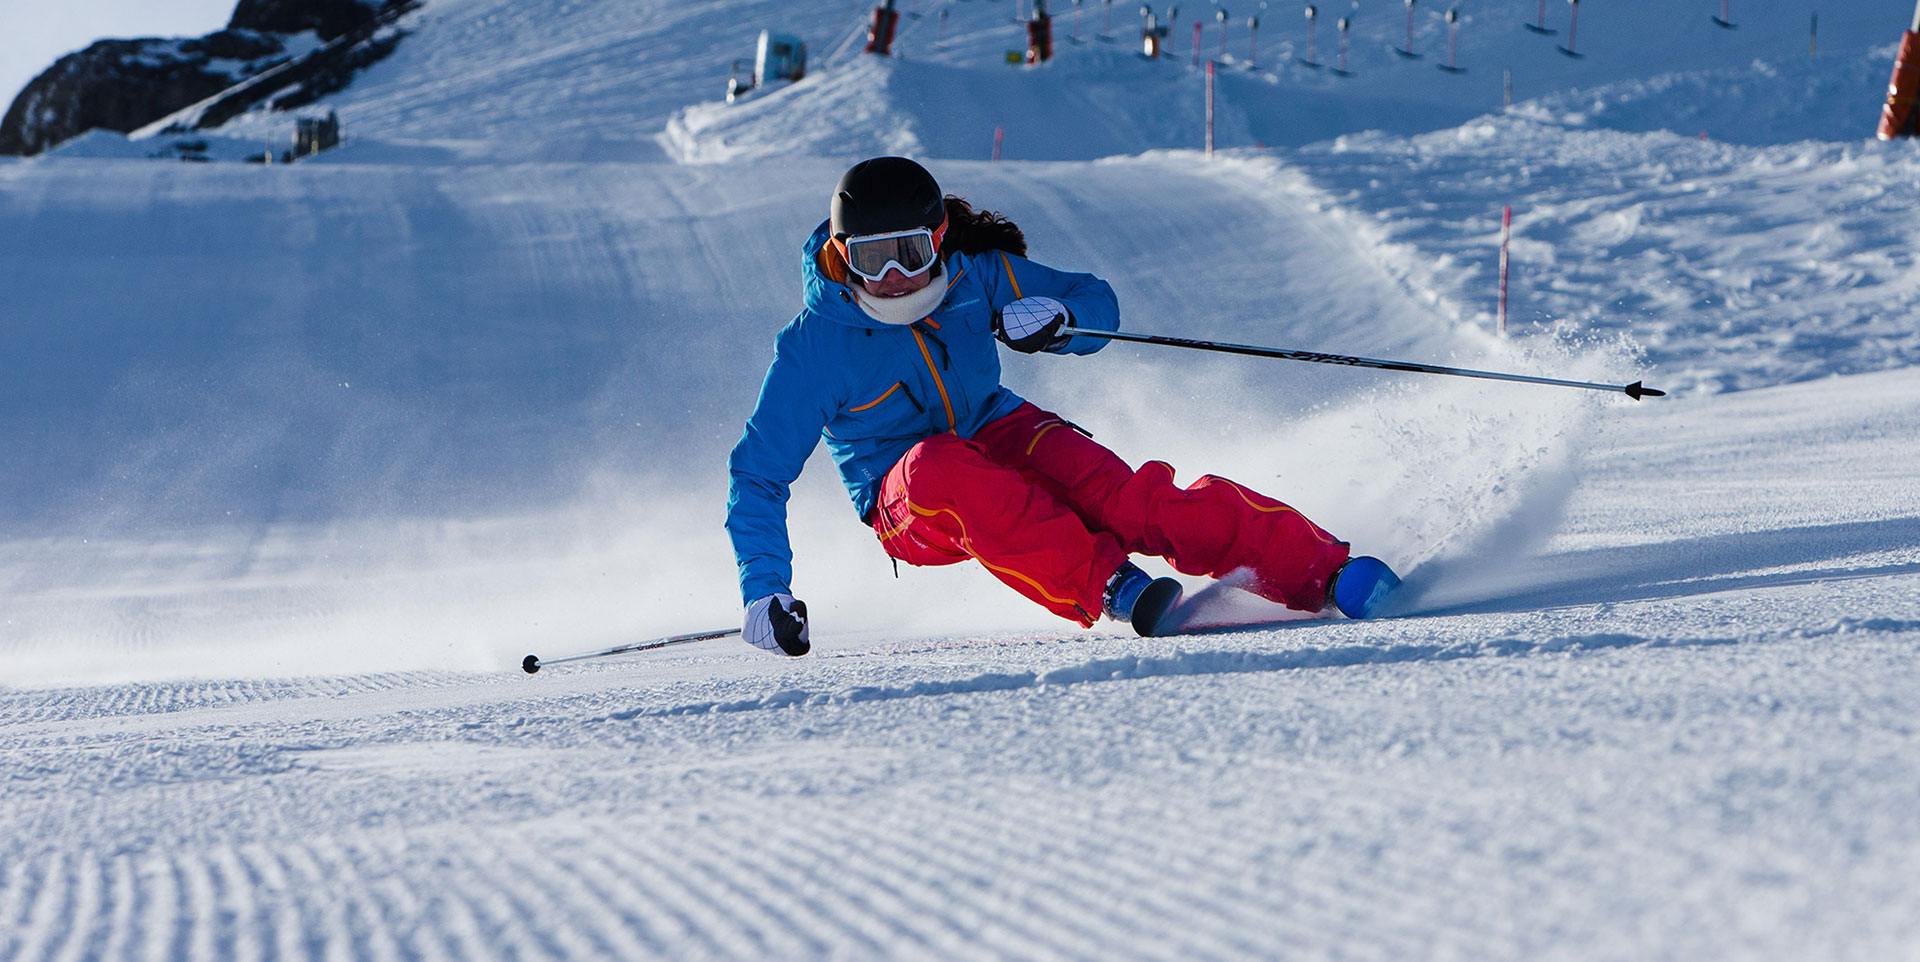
[869,403,1350,626]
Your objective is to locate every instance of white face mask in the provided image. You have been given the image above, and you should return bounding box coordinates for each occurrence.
[851,270,948,326]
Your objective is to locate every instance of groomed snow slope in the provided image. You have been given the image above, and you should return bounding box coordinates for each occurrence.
[3,0,1920,957]
[3,373,1918,960]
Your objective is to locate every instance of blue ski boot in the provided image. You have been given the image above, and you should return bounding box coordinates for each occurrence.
[1328,556,1401,619]
[1105,562,1183,637]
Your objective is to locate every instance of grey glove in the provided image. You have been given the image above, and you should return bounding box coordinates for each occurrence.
[993,296,1072,353]
[744,593,811,656]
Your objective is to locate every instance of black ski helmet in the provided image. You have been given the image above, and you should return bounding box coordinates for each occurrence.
[830,157,945,240]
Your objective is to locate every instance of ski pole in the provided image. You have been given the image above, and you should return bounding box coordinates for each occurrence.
[1059,326,1666,399]
[522,627,741,674]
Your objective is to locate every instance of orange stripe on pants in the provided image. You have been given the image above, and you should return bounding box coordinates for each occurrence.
[871,403,1351,623]
[871,432,1121,625]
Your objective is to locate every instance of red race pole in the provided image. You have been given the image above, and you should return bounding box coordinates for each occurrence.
[1558,0,1583,57]
[1878,0,1920,138]
[1525,0,1556,34]
[1394,0,1423,58]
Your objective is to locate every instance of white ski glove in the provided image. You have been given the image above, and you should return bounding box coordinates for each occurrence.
[744,593,811,656]
[993,296,1072,354]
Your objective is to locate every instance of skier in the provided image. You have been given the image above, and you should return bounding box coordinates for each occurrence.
[726,157,1399,656]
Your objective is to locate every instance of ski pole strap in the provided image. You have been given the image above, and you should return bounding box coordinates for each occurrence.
[522,627,742,674]
[1060,326,1665,400]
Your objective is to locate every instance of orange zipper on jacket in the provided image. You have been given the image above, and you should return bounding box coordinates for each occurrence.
[910,328,956,431]
[906,261,971,432]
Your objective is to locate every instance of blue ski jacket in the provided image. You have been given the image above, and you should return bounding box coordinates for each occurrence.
[725,219,1121,605]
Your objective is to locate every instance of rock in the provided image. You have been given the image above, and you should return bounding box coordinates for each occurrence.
[228,0,383,43]
[0,0,406,157]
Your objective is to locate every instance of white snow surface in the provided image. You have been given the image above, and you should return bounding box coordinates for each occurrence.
[4,0,1920,958]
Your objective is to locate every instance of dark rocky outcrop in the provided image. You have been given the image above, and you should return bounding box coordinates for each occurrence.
[228,0,382,43]
[0,0,407,157]
[0,34,278,156]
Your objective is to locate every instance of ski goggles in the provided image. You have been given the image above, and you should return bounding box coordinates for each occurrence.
[837,219,948,283]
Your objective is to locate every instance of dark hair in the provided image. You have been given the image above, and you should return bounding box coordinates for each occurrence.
[941,196,1027,257]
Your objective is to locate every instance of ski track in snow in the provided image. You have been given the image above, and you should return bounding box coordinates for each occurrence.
[7,0,1920,957]
[4,609,1919,959]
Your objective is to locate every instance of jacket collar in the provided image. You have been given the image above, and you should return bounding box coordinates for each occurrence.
[802,219,953,331]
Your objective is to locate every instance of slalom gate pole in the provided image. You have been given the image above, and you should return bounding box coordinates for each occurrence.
[522,627,741,674]
[1058,326,1666,399]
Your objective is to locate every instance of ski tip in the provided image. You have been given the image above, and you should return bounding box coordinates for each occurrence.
[1624,381,1667,400]
[522,654,542,674]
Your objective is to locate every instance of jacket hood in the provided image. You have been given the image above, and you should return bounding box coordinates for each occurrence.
[802,219,950,331]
